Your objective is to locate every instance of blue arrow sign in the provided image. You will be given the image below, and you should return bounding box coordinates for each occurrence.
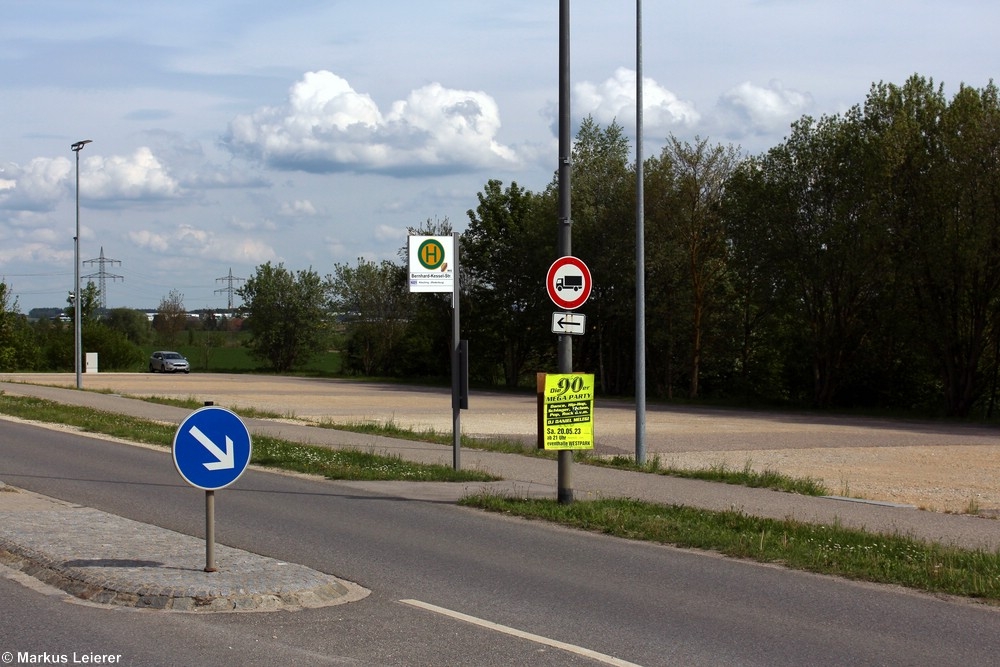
[173,406,252,490]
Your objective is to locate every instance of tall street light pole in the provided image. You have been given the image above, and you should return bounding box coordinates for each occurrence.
[71,139,92,390]
[635,0,647,464]
[556,0,573,504]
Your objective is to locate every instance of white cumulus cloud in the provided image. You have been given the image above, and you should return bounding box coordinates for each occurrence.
[228,237,275,264]
[223,70,521,176]
[716,80,814,137]
[128,223,275,264]
[574,67,701,133]
[83,147,182,201]
[1,148,181,212]
[0,157,73,211]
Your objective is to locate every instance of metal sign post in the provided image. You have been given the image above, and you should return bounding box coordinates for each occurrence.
[173,404,252,573]
[450,232,463,470]
[556,0,574,504]
[409,233,465,470]
[205,490,216,572]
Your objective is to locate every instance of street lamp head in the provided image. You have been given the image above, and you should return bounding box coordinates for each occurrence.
[71,140,92,152]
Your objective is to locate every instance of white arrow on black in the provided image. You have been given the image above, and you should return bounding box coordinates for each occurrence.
[189,425,235,470]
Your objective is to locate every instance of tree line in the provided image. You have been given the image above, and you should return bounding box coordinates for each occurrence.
[4,74,999,419]
[0,284,234,371]
[314,74,1000,418]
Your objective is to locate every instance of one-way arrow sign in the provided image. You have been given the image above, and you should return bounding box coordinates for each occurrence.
[173,406,252,490]
[551,311,587,335]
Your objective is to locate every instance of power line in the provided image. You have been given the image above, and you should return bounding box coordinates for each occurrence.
[214,267,245,310]
[82,246,124,309]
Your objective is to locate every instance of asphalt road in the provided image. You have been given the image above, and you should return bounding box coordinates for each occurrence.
[2,419,999,666]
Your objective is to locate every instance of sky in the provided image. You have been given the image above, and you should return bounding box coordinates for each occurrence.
[2,1,998,314]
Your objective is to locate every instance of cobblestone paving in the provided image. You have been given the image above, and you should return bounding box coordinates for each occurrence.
[0,486,368,612]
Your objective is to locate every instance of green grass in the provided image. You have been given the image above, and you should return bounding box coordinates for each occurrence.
[251,439,475,481]
[123,393,294,421]
[138,336,342,374]
[593,455,830,496]
[316,416,551,454]
[0,392,494,483]
[461,495,1000,601]
[312,419,824,494]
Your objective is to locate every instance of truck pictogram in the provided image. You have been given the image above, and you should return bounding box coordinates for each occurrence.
[556,275,583,292]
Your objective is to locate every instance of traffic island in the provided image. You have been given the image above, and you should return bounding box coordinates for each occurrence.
[0,487,368,612]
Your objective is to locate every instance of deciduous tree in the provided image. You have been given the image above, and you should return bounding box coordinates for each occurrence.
[464,180,553,387]
[653,136,741,398]
[569,117,636,393]
[153,289,186,346]
[238,263,330,372]
[328,258,409,376]
[104,308,152,345]
[869,76,1000,415]
[0,281,38,370]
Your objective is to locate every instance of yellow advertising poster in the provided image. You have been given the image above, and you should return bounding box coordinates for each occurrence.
[537,373,595,450]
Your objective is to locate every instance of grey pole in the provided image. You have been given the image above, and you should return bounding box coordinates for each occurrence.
[635,0,647,464]
[451,231,461,471]
[557,0,573,504]
[71,140,92,390]
[203,401,217,572]
[205,490,217,572]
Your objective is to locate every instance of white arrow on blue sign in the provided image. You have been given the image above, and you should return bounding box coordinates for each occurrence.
[173,406,252,490]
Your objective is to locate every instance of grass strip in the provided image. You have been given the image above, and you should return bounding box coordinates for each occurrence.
[0,392,495,483]
[592,455,830,496]
[319,418,827,495]
[461,495,1000,601]
[114,392,826,495]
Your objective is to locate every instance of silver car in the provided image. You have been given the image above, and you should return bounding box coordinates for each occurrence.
[149,351,190,373]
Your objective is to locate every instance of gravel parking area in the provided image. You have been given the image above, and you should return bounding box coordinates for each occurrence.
[2,372,999,514]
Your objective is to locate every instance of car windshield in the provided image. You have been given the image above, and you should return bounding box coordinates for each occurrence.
[164,353,183,360]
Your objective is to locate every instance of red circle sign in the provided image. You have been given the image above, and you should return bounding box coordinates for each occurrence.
[546,256,592,310]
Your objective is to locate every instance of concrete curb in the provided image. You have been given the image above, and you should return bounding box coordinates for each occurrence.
[0,490,368,612]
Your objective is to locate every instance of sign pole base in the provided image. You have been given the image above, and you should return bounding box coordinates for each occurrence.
[204,490,217,573]
[557,451,574,504]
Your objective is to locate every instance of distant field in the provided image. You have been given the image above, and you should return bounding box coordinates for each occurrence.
[139,334,342,375]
